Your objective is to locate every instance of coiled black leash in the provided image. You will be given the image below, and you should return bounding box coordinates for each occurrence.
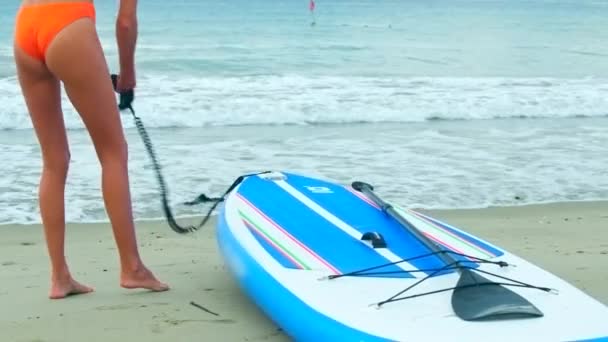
[110,74,267,234]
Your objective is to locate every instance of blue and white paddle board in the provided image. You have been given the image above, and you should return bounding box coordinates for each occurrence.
[216,171,608,341]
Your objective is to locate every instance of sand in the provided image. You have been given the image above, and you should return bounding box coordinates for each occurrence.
[0,201,607,342]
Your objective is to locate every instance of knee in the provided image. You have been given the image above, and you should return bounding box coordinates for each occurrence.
[99,138,129,166]
[42,149,71,177]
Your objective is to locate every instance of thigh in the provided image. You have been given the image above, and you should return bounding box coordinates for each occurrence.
[45,18,127,159]
[13,44,69,167]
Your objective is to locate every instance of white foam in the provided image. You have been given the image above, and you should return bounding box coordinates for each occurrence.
[1,75,608,131]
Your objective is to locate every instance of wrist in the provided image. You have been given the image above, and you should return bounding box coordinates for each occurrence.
[119,63,135,74]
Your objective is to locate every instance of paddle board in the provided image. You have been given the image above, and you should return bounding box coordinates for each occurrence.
[216,171,608,341]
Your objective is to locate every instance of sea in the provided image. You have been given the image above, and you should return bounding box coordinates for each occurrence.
[1,0,607,225]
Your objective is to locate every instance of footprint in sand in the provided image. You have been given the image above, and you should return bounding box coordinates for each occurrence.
[96,303,138,311]
[97,302,170,311]
[150,302,170,307]
[163,319,236,326]
[210,319,236,324]
[150,323,162,334]
[246,328,285,341]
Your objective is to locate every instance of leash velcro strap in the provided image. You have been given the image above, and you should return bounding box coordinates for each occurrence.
[183,194,224,206]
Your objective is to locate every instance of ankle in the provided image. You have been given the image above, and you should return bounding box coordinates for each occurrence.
[120,258,145,274]
[51,266,71,282]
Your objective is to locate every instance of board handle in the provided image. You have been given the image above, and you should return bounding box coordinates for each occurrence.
[361,231,387,248]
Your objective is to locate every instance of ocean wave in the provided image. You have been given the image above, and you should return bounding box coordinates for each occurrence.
[1,75,607,130]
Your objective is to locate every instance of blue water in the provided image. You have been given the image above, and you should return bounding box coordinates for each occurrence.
[110,0,608,78]
[1,0,607,224]
[3,0,608,78]
[102,0,608,79]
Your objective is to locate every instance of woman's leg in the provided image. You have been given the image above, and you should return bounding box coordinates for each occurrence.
[44,18,168,291]
[13,44,94,299]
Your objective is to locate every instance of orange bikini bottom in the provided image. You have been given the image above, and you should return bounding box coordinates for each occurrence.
[14,2,96,62]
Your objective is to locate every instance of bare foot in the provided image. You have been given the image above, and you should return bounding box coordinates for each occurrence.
[120,265,169,292]
[49,277,94,299]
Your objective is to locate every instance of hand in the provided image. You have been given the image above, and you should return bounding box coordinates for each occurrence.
[116,70,136,92]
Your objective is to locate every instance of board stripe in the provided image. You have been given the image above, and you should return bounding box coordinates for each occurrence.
[273,179,423,277]
[412,210,503,257]
[394,207,488,260]
[404,209,498,259]
[345,185,378,208]
[237,193,341,275]
[240,211,310,270]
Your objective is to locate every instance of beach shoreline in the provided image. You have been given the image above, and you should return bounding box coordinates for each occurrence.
[1,200,606,341]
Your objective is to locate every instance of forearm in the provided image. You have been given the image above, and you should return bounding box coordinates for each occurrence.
[115,0,138,75]
[116,16,137,74]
